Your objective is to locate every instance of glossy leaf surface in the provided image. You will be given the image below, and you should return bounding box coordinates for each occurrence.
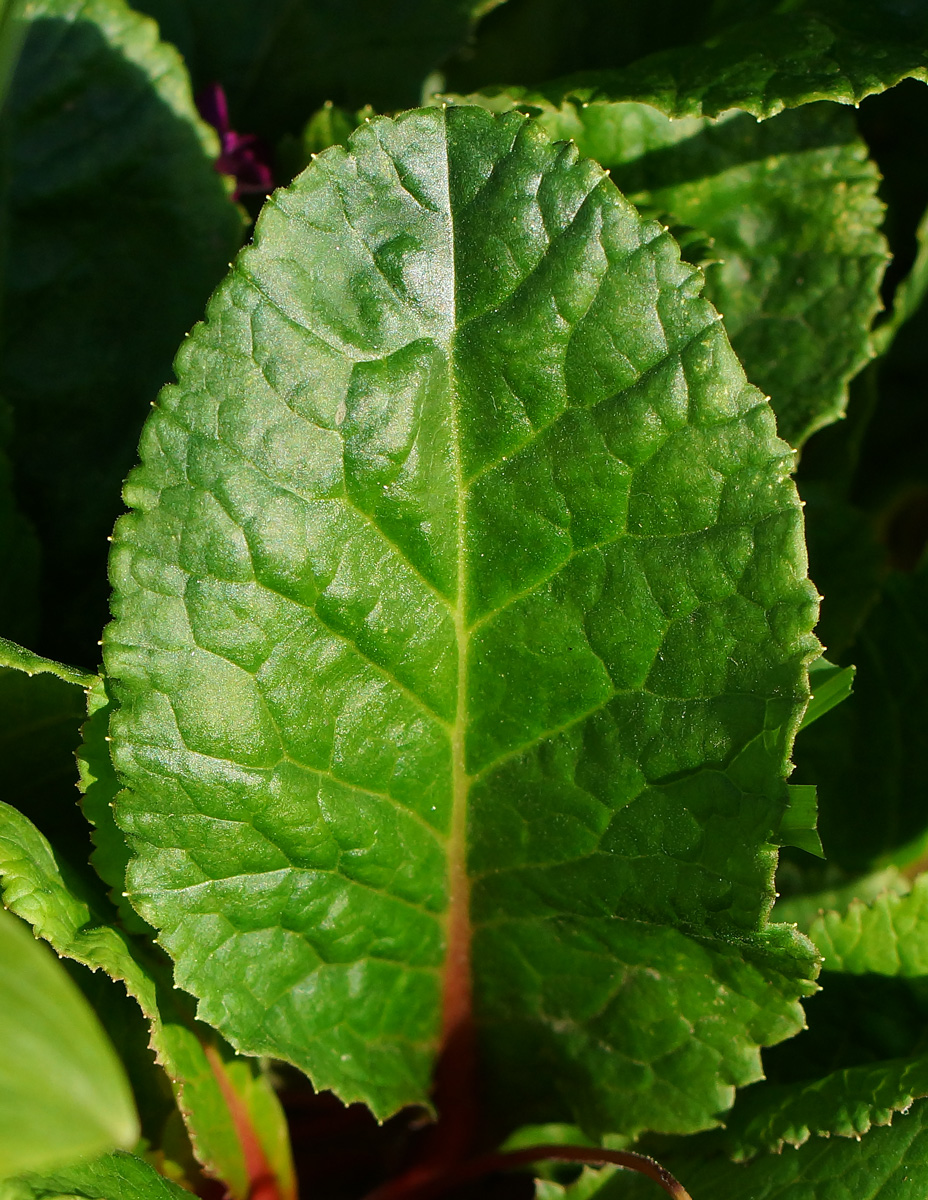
[0,802,295,1200]
[0,0,242,665]
[0,906,138,1179]
[106,104,820,1133]
[447,99,888,447]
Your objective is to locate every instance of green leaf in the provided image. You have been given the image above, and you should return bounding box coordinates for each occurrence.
[801,659,856,730]
[129,0,501,139]
[606,1097,928,1200]
[777,786,823,859]
[75,676,146,931]
[0,0,242,666]
[718,1054,928,1159]
[793,559,928,874]
[808,875,928,976]
[1,1150,190,1200]
[774,866,910,931]
[0,637,95,689]
[0,906,138,1179]
[105,104,819,1134]
[0,803,295,1200]
[444,98,888,447]
[474,2,928,121]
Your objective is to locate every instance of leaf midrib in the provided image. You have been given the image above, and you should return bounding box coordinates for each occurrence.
[441,104,473,1055]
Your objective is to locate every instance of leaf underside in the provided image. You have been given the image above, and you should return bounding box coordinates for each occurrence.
[106,104,819,1133]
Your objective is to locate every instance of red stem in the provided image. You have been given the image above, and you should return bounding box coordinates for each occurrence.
[363,1144,692,1200]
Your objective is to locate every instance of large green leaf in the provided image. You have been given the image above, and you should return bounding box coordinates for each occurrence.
[105,104,819,1133]
[129,0,503,139]
[0,0,242,666]
[0,802,295,1200]
[1,1151,190,1200]
[0,906,138,1179]
[471,2,928,121]
[453,98,888,447]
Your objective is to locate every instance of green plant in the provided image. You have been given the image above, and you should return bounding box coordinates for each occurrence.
[2,3,928,1199]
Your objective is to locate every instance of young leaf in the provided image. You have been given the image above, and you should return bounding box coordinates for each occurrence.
[105,104,820,1136]
[445,98,888,447]
[1,1150,191,1200]
[801,659,855,730]
[0,0,242,665]
[0,802,295,1200]
[0,907,138,1179]
[484,1,928,121]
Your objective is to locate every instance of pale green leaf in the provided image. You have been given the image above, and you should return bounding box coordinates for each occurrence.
[774,866,911,932]
[105,104,819,1134]
[1,1151,190,1200]
[0,803,295,1200]
[809,876,928,977]
[0,907,138,1179]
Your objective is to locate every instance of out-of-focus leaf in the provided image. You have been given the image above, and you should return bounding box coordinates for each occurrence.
[1,1151,191,1200]
[106,103,819,1135]
[809,875,928,976]
[1,0,242,666]
[793,559,928,874]
[0,803,296,1200]
[0,906,138,1179]
[129,0,504,139]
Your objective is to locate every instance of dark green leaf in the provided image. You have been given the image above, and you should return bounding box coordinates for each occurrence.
[0,906,138,1179]
[793,559,928,874]
[1,0,242,666]
[106,104,819,1133]
[128,0,502,139]
[606,1098,928,1200]
[471,2,928,121]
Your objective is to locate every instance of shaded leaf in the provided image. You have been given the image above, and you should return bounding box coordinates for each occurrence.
[0,906,138,1179]
[106,104,819,1135]
[1,0,243,666]
[0,802,295,1200]
[129,0,504,139]
[793,558,928,874]
[608,1097,928,1200]
[473,2,928,121]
